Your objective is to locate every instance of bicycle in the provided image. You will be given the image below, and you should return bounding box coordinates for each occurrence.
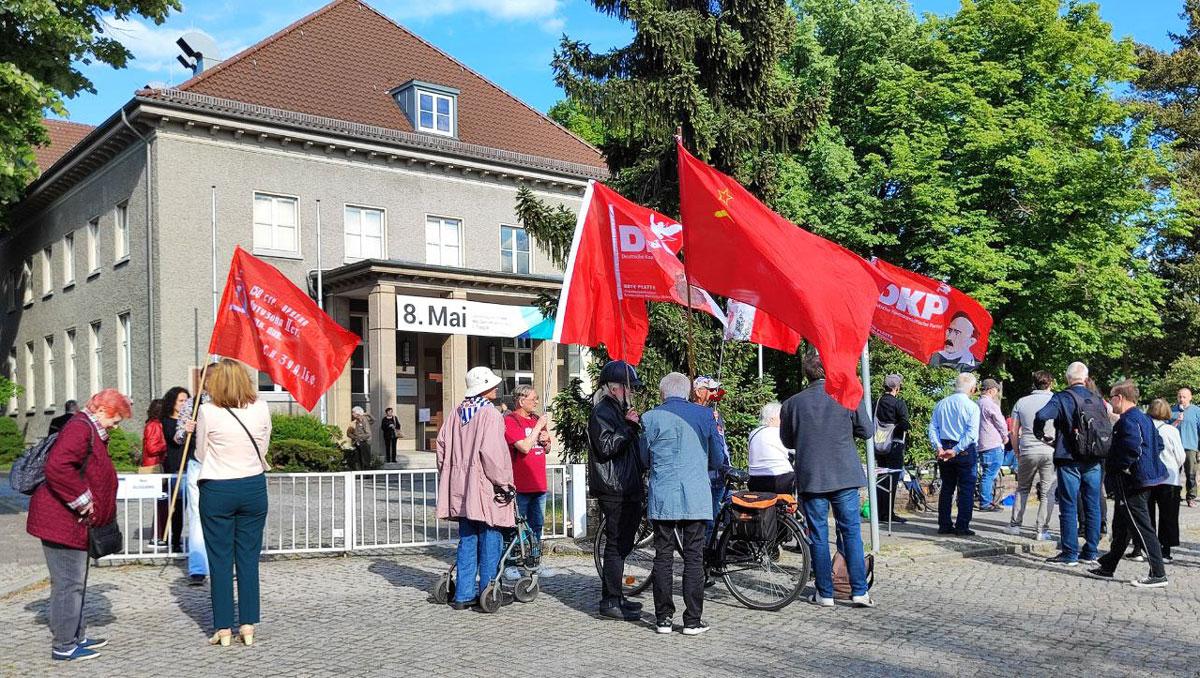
[902,460,935,513]
[593,469,812,611]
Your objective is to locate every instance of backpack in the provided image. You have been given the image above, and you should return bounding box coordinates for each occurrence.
[1066,390,1113,462]
[8,433,59,495]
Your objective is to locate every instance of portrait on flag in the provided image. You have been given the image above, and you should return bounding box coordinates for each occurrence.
[869,258,993,372]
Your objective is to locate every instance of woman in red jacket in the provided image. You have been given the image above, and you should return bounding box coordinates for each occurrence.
[26,388,131,662]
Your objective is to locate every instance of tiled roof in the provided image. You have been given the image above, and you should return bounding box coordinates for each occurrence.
[172,0,606,170]
[34,119,95,175]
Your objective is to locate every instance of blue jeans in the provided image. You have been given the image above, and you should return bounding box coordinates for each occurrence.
[937,445,977,532]
[454,519,502,603]
[977,447,1003,508]
[515,492,546,550]
[1056,461,1102,560]
[802,488,868,599]
[185,460,209,576]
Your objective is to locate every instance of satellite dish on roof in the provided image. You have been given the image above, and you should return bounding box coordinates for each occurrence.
[176,32,223,75]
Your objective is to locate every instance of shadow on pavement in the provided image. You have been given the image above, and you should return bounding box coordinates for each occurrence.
[24,582,118,629]
[367,557,452,603]
[169,571,212,634]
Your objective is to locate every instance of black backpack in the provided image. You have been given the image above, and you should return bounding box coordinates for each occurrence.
[1066,390,1113,462]
[8,433,59,495]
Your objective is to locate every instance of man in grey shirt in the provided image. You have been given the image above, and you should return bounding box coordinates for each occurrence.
[1005,370,1058,540]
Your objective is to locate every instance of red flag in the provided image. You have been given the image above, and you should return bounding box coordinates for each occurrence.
[724,300,803,354]
[209,246,359,410]
[676,141,888,408]
[554,181,723,364]
[870,258,993,372]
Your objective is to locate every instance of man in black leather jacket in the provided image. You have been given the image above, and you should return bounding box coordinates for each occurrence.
[587,360,646,621]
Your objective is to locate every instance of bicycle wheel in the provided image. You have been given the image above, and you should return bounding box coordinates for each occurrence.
[593,514,656,597]
[718,514,810,611]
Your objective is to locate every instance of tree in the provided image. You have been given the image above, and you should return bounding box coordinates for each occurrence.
[0,0,180,222]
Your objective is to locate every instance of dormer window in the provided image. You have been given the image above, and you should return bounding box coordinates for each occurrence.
[393,80,459,138]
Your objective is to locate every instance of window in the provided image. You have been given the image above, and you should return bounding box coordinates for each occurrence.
[425,216,461,266]
[253,193,299,255]
[89,321,102,395]
[24,342,35,412]
[5,349,16,413]
[41,247,52,296]
[344,206,385,261]
[417,91,454,136]
[115,202,129,261]
[63,233,75,286]
[256,371,286,395]
[117,312,131,396]
[42,336,54,410]
[349,314,369,396]
[64,329,76,402]
[498,338,534,395]
[500,225,531,274]
[87,218,99,274]
[7,269,16,311]
[21,258,32,306]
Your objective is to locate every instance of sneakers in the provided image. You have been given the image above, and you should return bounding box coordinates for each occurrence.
[189,575,206,586]
[1036,531,1056,542]
[1079,558,1100,566]
[1162,556,1174,564]
[1127,552,1146,563]
[51,646,100,662]
[1003,525,1022,536]
[851,594,876,608]
[1045,554,1078,567]
[655,618,674,634]
[77,637,108,650]
[808,593,834,608]
[1131,576,1168,589]
[1086,567,1114,580]
[681,621,710,636]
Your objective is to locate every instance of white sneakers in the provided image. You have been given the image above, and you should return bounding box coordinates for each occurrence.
[851,594,876,608]
[1036,531,1055,541]
[1003,525,1022,536]
[809,593,834,607]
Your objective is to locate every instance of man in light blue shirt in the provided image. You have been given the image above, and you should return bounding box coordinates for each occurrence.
[1171,388,1200,505]
[928,373,981,535]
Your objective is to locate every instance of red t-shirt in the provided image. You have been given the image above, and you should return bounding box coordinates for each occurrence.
[504,411,548,494]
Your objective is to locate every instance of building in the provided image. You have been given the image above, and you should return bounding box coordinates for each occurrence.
[0,0,603,461]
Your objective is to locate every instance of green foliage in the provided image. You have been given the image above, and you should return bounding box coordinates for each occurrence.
[269,439,346,473]
[270,414,343,448]
[548,378,592,464]
[0,375,21,412]
[549,99,609,147]
[1147,355,1200,403]
[0,417,26,465]
[106,426,140,472]
[0,0,180,221]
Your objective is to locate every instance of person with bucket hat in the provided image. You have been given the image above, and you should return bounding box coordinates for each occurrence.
[436,367,516,610]
[692,376,732,539]
[587,360,647,621]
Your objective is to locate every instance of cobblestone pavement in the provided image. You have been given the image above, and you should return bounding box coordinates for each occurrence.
[3,530,1199,678]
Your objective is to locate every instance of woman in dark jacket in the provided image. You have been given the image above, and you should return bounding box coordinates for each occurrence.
[26,388,131,662]
[158,387,192,551]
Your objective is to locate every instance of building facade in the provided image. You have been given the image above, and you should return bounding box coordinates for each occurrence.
[0,0,603,461]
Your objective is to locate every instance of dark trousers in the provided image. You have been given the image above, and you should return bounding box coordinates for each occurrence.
[200,474,269,630]
[937,444,977,532]
[1185,449,1198,500]
[383,434,397,464]
[1098,477,1165,578]
[651,520,705,626]
[748,472,795,495]
[598,498,641,606]
[1148,484,1181,557]
[41,541,89,653]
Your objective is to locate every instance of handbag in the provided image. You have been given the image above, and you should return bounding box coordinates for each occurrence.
[79,435,124,559]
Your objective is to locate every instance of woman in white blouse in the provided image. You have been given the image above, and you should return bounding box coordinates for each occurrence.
[747,402,795,494]
[195,359,272,647]
[1147,398,1186,563]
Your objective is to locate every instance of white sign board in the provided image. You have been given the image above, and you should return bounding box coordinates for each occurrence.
[117,475,165,500]
[396,295,544,338]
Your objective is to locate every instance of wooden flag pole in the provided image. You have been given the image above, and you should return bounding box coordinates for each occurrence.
[162,360,211,553]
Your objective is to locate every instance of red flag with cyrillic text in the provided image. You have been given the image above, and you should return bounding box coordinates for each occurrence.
[677,141,889,408]
[209,246,359,410]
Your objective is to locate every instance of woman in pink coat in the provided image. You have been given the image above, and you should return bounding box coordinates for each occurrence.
[436,366,515,610]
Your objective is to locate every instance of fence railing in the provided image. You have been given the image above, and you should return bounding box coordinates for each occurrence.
[105,465,587,562]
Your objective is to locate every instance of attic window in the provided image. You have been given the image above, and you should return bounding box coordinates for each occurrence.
[393,80,459,138]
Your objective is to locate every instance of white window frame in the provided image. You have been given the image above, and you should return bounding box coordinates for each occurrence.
[252,192,301,258]
[117,312,131,396]
[5,348,16,413]
[343,204,386,263]
[499,224,532,274]
[114,201,130,262]
[89,321,102,395]
[21,257,32,306]
[23,342,35,413]
[87,218,100,275]
[65,329,76,402]
[63,232,75,287]
[425,215,463,267]
[42,335,54,410]
[416,90,455,136]
[41,247,53,297]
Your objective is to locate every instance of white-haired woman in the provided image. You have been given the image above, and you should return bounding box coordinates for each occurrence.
[347,406,374,470]
[748,402,795,494]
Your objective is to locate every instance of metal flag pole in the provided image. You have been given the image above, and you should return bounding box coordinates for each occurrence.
[676,128,696,384]
[757,344,764,382]
[316,199,327,425]
[211,186,218,318]
[860,342,881,554]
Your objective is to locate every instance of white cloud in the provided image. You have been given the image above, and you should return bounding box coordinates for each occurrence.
[100,17,239,75]
[387,0,560,22]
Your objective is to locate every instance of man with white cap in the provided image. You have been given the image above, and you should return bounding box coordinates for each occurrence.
[347,406,374,471]
[693,376,732,538]
[435,366,515,610]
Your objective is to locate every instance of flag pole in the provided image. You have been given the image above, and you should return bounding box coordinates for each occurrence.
[607,203,633,399]
[162,359,211,557]
[676,128,697,384]
[757,344,764,382]
[316,199,327,425]
[860,342,881,554]
[211,186,218,319]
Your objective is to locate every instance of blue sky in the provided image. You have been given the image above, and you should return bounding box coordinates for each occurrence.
[60,0,1187,126]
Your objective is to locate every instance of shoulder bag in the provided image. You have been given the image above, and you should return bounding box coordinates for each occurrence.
[81,434,124,560]
[224,406,266,472]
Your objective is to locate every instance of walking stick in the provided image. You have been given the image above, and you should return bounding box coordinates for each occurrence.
[162,361,211,559]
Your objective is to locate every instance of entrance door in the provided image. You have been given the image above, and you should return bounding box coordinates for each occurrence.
[419,338,445,451]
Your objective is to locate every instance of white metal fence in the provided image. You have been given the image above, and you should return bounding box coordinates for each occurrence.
[105,465,587,562]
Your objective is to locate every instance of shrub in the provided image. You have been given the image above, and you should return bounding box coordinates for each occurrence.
[271,414,343,449]
[106,427,141,472]
[269,438,345,472]
[0,417,26,465]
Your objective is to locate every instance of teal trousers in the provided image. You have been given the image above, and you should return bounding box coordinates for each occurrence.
[199,473,268,630]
